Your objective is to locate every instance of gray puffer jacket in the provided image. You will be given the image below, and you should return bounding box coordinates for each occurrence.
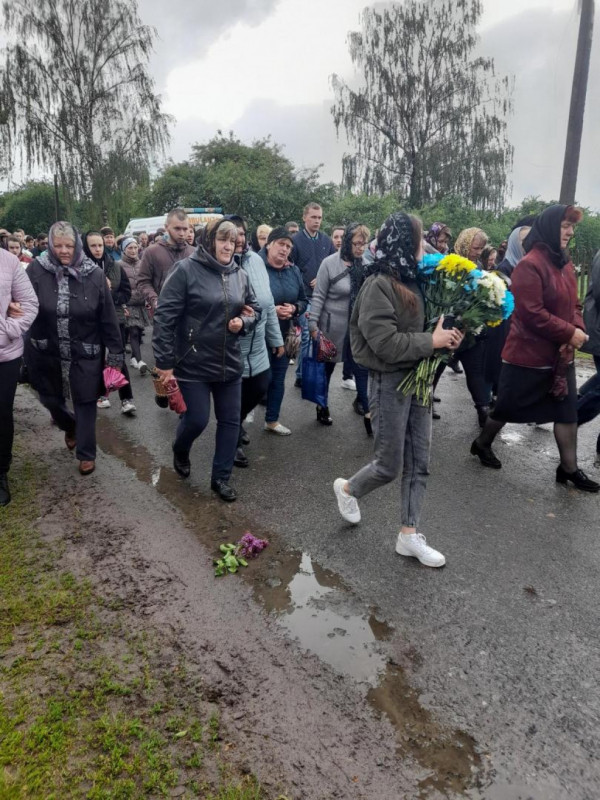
[153,246,261,383]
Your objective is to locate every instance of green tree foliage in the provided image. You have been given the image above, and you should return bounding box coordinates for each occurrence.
[331,0,513,210]
[0,0,170,224]
[143,133,335,230]
[0,182,58,233]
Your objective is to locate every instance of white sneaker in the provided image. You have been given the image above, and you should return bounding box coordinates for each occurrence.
[289,358,295,365]
[333,478,361,524]
[264,422,291,436]
[97,396,111,409]
[130,357,139,369]
[341,378,357,391]
[121,399,136,416]
[138,360,148,375]
[395,533,445,567]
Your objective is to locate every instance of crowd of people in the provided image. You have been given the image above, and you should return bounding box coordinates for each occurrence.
[1,201,599,568]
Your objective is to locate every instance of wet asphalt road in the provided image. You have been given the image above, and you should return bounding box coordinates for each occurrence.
[100,343,600,799]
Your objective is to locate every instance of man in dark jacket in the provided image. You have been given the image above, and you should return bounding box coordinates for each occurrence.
[291,202,336,385]
[137,208,195,309]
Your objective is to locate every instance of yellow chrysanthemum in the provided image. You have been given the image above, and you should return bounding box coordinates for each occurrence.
[486,319,503,328]
[436,253,477,275]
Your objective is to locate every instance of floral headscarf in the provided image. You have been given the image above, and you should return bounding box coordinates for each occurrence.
[368,212,418,282]
[454,228,486,261]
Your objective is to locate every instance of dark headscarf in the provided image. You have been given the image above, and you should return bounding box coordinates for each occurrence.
[83,230,106,267]
[368,213,418,282]
[38,222,96,281]
[340,223,368,311]
[523,204,573,268]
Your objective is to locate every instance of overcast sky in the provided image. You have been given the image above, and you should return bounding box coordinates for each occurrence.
[142,0,599,209]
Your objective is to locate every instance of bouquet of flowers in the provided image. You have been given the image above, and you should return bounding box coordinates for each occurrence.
[397,253,515,405]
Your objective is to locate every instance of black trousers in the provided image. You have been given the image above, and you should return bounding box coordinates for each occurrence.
[241,368,271,424]
[0,357,22,473]
[39,394,97,461]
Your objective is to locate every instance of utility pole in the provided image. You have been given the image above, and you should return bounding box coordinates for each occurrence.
[560,0,595,204]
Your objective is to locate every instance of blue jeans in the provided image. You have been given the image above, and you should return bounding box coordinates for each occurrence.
[266,350,290,423]
[175,377,241,481]
[577,355,600,426]
[348,371,431,528]
[295,302,311,380]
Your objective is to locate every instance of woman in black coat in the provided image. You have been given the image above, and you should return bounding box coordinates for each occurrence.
[25,221,124,475]
[153,219,261,501]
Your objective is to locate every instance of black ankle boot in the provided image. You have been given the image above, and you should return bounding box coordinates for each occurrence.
[352,397,365,416]
[470,439,502,469]
[556,465,600,492]
[234,447,249,468]
[173,450,191,478]
[364,415,373,436]
[211,479,237,501]
[316,405,333,426]
[0,473,11,506]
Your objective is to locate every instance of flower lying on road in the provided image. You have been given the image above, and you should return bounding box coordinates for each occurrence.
[213,532,269,576]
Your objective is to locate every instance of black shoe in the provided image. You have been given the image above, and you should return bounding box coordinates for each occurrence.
[556,465,600,492]
[239,427,250,446]
[432,410,441,420]
[294,378,302,388]
[352,397,365,416]
[234,447,249,468]
[449,361,463,374]
[433,396,441,403]
[211,479,237,502]
[173,450,191,478]
[476,405,490,428]
[0,473,11,506]
[316,405,333,426]
[470,439,502,469]
[364,415,373,436]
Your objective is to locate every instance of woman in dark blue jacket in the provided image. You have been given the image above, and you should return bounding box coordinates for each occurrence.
[260,228,307,436]
[153,219,261,501]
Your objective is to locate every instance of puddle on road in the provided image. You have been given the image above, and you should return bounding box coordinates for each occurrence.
[97,418,489,798]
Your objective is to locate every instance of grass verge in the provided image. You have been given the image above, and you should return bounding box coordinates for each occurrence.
[0,453,278,799]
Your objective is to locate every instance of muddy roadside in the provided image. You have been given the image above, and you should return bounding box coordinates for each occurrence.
[2,389,491,799]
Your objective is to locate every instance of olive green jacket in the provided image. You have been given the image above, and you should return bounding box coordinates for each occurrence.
[349,274,434,373]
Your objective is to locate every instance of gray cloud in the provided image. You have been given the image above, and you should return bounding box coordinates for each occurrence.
[484,7,600,208]
[147,2,600,211]
[139,0,281,83]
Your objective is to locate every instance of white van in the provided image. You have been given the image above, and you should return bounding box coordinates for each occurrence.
[123,208,224,236]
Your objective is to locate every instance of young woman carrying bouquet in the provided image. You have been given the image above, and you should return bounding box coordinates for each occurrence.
[332,212,463,568]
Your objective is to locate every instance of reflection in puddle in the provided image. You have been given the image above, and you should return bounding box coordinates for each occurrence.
[499,430,524,445]
[257,552,389,684]
[96,418,487,798]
